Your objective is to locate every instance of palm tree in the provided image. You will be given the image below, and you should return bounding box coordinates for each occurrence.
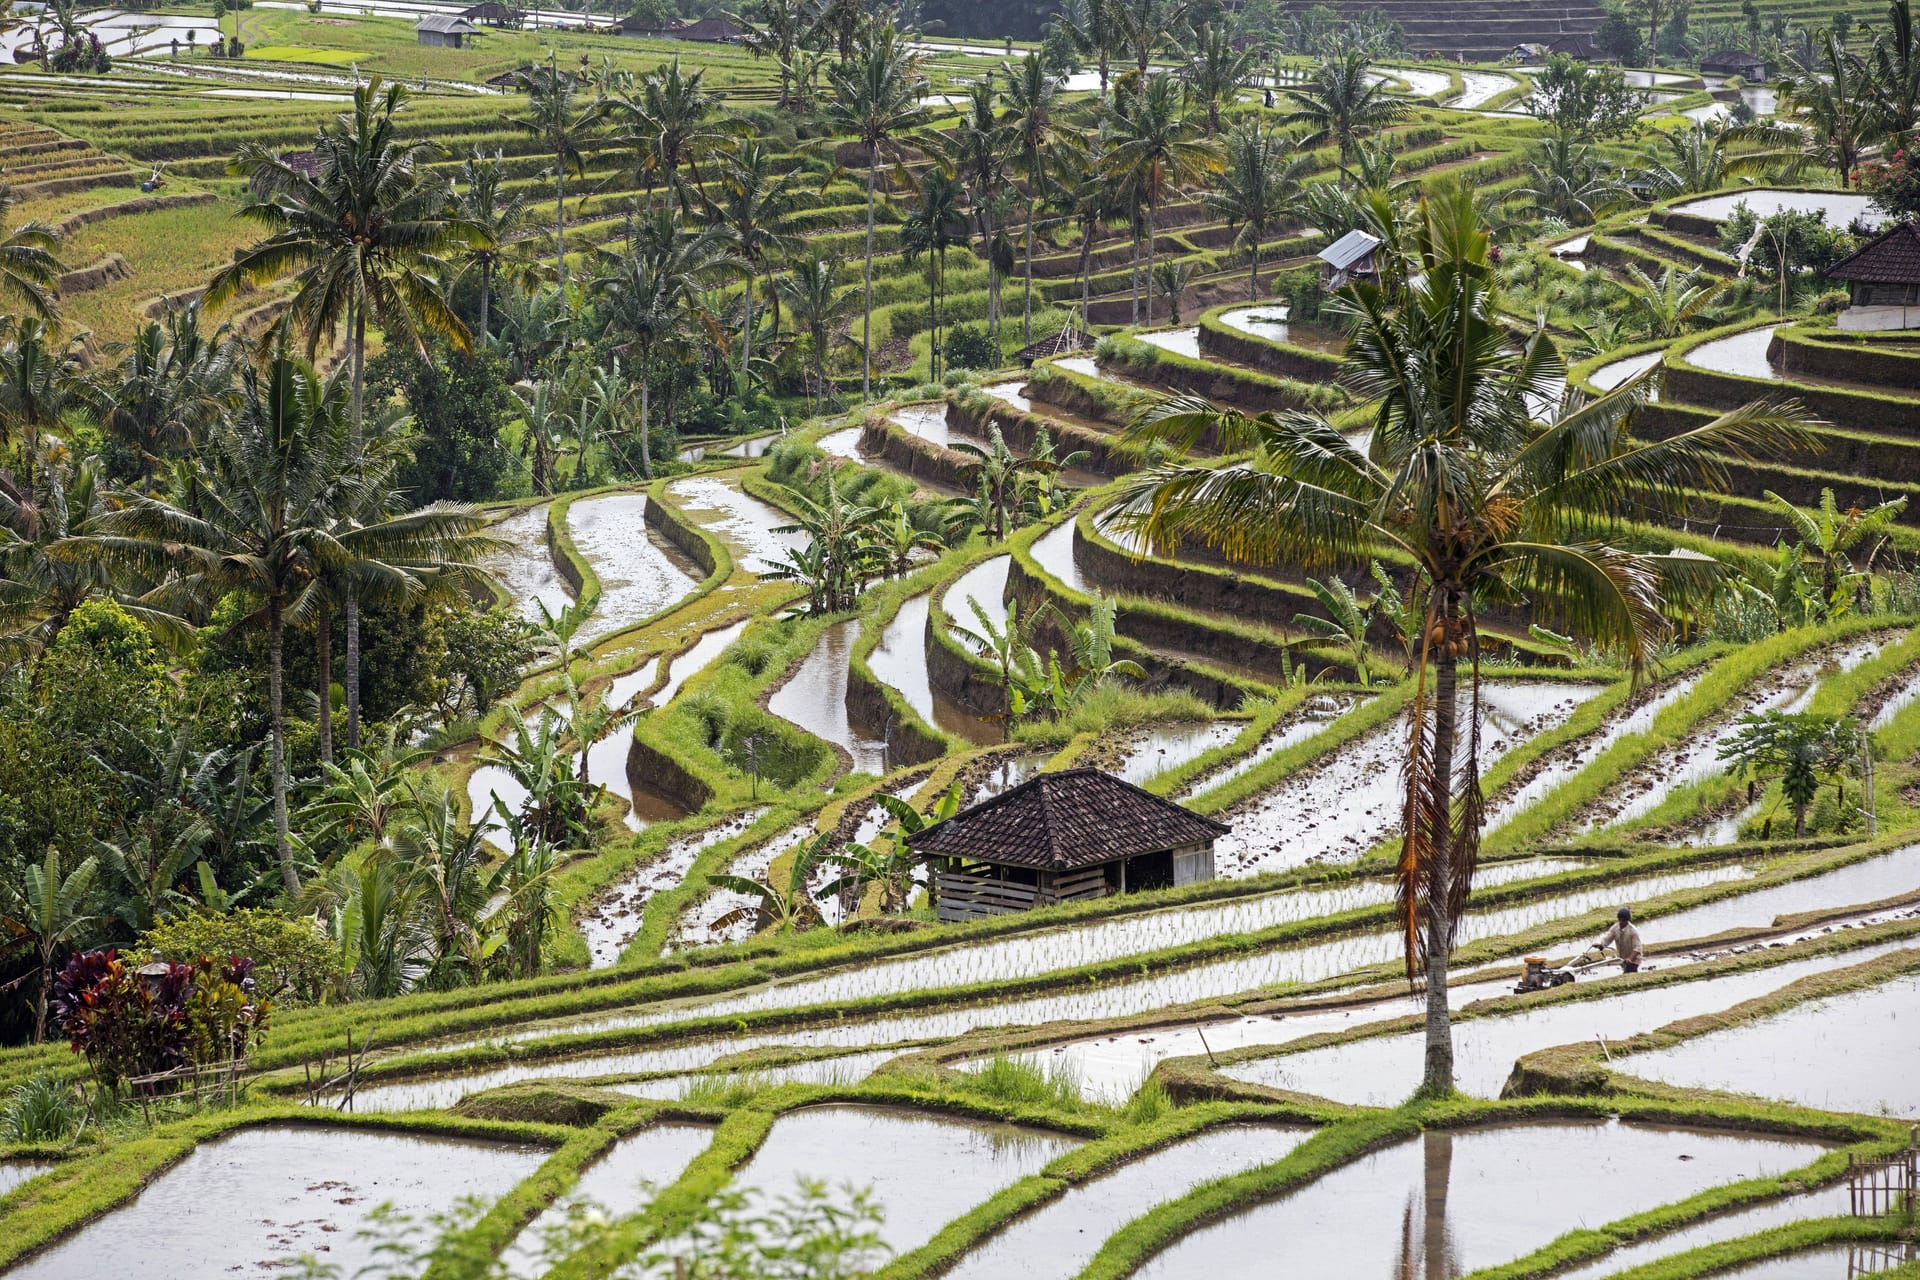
[450,148,546,344]
[1205,119,1305,301]
[1513,136,1624,225]
[1764,487,1908,609]
[938,75,1013,339]
[953,424,1061,539]
[0,317,83,471]
[714,138,802,387]
[1002,53,1066,345]
[1632,121,1794,199]
[389,786,495,988]
[1183,22,1255,136]
[1279,49,1411,179]
[509,54,596,313]
[1777,33,1877,186]
[614,59,728,216]
[1620,264,1720,340]
[1109,187,1815,1094]
[708,831,830,935]
[951,595,1048,739]
[1055,0,1123,100]
[1104,75,1220,326]
[91,300,239,490]
[822,22,929,401]
[776,252,856,411]
[588,214,736,479]
[1058,134,1124,328]
[731,0,812,107]
[0,182,61,325]
[1868,0,1919,141]
[1114,0,1192,81]
[1294,576,1379,686]
[514,380,574,496]
[901,166,970,380]
[6,846,98,1042]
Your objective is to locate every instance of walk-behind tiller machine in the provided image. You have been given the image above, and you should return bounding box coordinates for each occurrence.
[1514,946,1617,994]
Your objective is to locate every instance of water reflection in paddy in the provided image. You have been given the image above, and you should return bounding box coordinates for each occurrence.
[665,475,805,575]
[1179,695,1360,802]
[485,504,572,626]
[768,620,891,774]
[500,1124,713,1278]
[1133,1122,1829,1279]
[5,1127,542,1280]
[579,807,769,967]
[564,494,701,643]
[1451,70,1517,109]
[1685,325,1780,380]
[868,593,999,743]
[1673,190,1881,224]
[650,619,752,710]
[946,555,1013,638]
[1111,721,1242,786]
[1216,306,1347,353]
[1028,520,1089,594]
[1706,1244,1920,1278]
[1549,1183,1851,1280]
[1588,350,1665,394]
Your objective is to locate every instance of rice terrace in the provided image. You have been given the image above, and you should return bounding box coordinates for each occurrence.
[6,0,1920,1271]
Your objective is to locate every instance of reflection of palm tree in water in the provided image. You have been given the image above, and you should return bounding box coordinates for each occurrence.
[1393,1132,1461,1280]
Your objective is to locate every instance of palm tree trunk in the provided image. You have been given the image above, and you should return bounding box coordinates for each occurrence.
[863,157,877,401]
[1130,229,1140,325]
[1250,236,1261,301]
[268,595,298,897]
[1080,220,1095,328]
[1421,644,1459,1095]
[316,596,333,766]
[1144,196,1157,326]
[1023,195,1037,345]
[479,259,492,344]
[741,283,754,391]
[347,303,366,752]
[556,149,568,313]
[639,349,654,480]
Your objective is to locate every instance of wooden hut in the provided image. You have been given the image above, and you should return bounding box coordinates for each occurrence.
[1700,49,1769,81]
[416,14,480,46]
[1016,327,1092,367]
[1318,229,1383,290]
[906,767,1229,922]
[1825,220,1920,332]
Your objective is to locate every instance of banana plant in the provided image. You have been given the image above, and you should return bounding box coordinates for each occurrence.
[822,783,962,914]
[1293,575,1378,686]
[951,596,1050,740]
[708,831,831,935]
[5,847,100,1042]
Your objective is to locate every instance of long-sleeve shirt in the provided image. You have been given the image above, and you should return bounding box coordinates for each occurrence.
[1598,920,1643,963]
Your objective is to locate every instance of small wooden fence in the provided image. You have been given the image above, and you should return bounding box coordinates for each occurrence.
[1846,1129,1918,1219]
[1847,1243,1920,1276]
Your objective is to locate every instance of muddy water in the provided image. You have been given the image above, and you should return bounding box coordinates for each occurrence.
[500,1124,713,1278]
[893,402,954,447]
[486,504,573,626]
[966,752,1050,803]
[671,822,815,950]
[0,1162,48,1195]
[945,1126,1312,1280]
[1178,696,1361,802]
[1485,675,1700,833]
[1216,306,1348,353]
[1687,325,1781,380]
[1028,521,1090,594]
[1137,327,1202,358]
[1451,71,1517,108]
[1112,721,1243,786]
[1621,966,1920,1117]
[868,594,999,744]
[1216,683,1598,874]
[6,1126,543,1280]
[946,555,1013,639]
[1132,1121,1828,1280]
[768,621,891,775]
[1671,190,1882,225]
[1382,67,1454,99]
[1708,1245,1920,1277]
[1226,939,1920,1104]
[580,808,770,967]
[566,494,702,643]
[1549,1184,1851,1280]
[665,476,806,576]
[609,1048,903,1099]
[980,380,1033,412]
[650,619,751,710]
[1583,641,1882,831]
[1869,665,1920,729]
[815,426,864,458]
[729,1105,1077,1254]
[605,658,660,709]
[1589,350,1665,393]
[1654,845,1920,941]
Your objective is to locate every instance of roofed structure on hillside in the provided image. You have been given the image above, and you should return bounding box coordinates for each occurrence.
[1700,49,1769,80]
[1318,229,1383,289]
[416,13,480,45]
[1825,219,1920,331]
[618,14,743,40]
[1018,327,1092,366]
[905,767,1229,921]
[458,1,519,25]
[1544,33,1607,60]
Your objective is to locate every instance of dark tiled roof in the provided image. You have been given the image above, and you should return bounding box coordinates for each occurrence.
[1018,327,1092,362]
[1826,220,1920,284]
[1701,49,1765,68]
[906,767,1230,870]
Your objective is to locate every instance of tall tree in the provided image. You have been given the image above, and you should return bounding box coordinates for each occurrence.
[1110,187,1814,1094]
[731,0,813,107]
[1002,52,1066,345]
[938,75,1014,339]
[776,252,857,411]
[1055,0,1123,100]
[0,182,61,325]
[509,54,596,314]
[1105,75,1220,326]
[714,137,802,388]
[823,22,929,402]
[1183,21,1255,136]
[614,58,728,216]
[91,300,239,490]
[1778,33,1878,186]
[1278,49,1411,178]
[450,148,545,344]
[1204,118,1306,301]
[901,166,970,380]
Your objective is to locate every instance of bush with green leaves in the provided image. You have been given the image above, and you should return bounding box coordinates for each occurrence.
[137,909,341,1007]
[1,1074,83,1143]
[943,322,999,371]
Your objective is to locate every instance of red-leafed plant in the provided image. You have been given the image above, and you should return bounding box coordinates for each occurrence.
[50,950,271,1096]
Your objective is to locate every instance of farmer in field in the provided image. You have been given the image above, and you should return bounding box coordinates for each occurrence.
[1596,907,1644,973]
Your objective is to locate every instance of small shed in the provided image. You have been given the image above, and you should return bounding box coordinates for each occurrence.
[1318,228,1383,290]
[620,14,743,41]
[1017,326,1092,367]
[1544,34,1607,61]
[1825,220,1920,332]
[1701,49,1769,81]
[459,1,518,25]
[416,14,480,46]
[906,767,1230,922]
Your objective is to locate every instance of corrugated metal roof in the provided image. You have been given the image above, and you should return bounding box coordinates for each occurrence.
[416,14,480,33]
[1318,229,1381,272]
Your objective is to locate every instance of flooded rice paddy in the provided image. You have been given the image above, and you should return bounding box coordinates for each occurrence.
[1451,71,1519,109]
[1178,696,1360,801]
[579,808,770,967]
[1620,967,1920,1117]
[1136,327,1202,358]
[866,593,999,743]
[729,1105,1076,1254]
[1709,1245,1920,1277]
[892,402,954,447]
[1485,675,1699,833]
[1548,1183,1851,1280]
[608,1048,904,1100]
[664,475,805,576]
[671,823,816,950]
[946,555,1013,638]
[1588,349,1666,393]
[1028,520,1090,594]
[943,1125,1312,1280]
[1131,1121,1829,1279]
[767,621,891,774]
[650,618,752,710]
[6,1126,542,1280]
[499,1124,713,1278]
[0,1163,48,1196]
[1224,939,1920,1104]
[485,504,572,626]
[566,493,701,642]
[1649,844,1920,940]
[979,380,1034,411]
[1686,324,1781,381]
[1215,683,1597,872]
[1111,721,1243,786]
[1671,190,1883,225]
[1215,306,1348,353]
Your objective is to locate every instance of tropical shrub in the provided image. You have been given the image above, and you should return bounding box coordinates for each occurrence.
[137,910,340,1006]
[50,950,271,1094]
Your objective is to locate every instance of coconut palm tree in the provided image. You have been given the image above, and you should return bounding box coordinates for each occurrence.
[937,75,1014,339]
[901,166,970,380]
[1279,49,1411,179]
[1513,135,1625,225]
[776,252,856,411]
[509,54,596,312]
[0,317,83,471]
[1002,52,1067,345]
[1114,0,1193,81]
[90,301,239,491]
[1777,33,1877,187]
[588,214,736,479]
[822,21,929,401]
[1868,0,1919,140]
[0,182,61,325]
[713,137,802,387]
[731,0,812,107]
[450,148,546,344]
[1620,264,1721,340]
[613,58,728,217]
[1055,0,1123,100]
[1631,121,1795,199]
[1182,21,1255,136]
[1109,186,1816,1094]
[1104,75,1220,326]
[1205,118,1306,301]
